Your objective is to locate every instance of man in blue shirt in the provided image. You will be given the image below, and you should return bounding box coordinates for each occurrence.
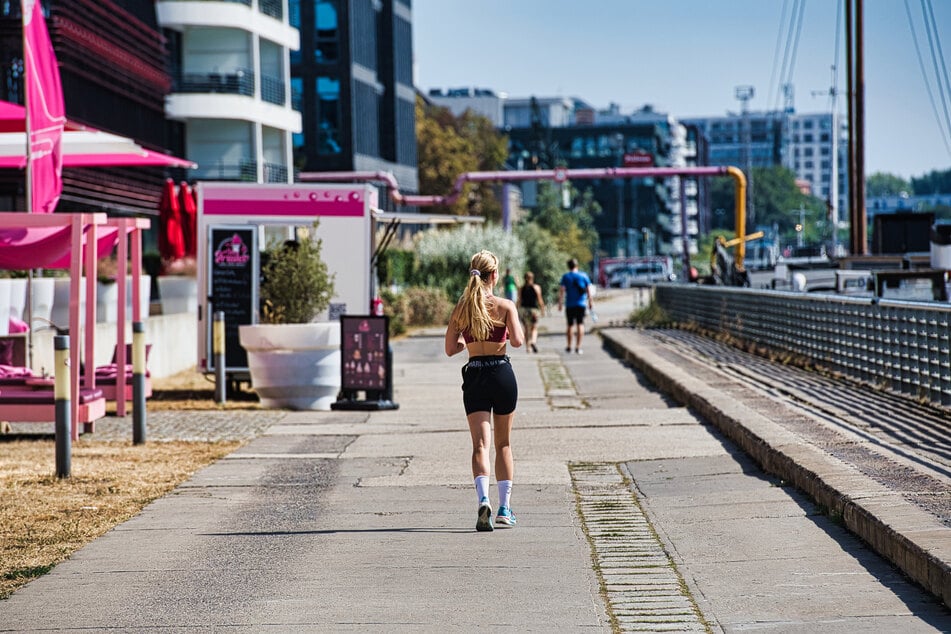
[557,258,594,354]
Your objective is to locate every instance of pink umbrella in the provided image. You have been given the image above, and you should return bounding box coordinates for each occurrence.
[158,178,185,265]
[179,181,198,258]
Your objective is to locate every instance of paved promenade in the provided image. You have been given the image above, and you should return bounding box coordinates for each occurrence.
[2,291,951,632]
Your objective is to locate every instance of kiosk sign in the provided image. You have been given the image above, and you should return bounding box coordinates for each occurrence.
[332,315,398,410]
[341,316,387,391]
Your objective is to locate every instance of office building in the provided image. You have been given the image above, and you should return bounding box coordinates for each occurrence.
[291,0,417,195]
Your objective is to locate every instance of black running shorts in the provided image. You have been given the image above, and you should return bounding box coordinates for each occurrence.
[461,355,518,415]
[566,306,586,326]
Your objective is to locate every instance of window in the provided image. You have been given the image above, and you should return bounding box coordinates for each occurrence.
[570,137,583,158]
[803,133,814,143]
[315,0,339,63]
[291,76,303,112]
[289,0,301,64]
[317,76,341,154]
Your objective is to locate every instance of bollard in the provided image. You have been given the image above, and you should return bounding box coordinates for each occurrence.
[132,321,147,445]
[54,335,71,478]
[213,311,226,404]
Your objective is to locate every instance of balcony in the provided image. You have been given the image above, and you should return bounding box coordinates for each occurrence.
[191,160,289,183]
[173,68,254,97]
[261,74,286,106]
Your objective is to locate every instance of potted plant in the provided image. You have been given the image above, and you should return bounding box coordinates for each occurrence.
[238,222,339,410]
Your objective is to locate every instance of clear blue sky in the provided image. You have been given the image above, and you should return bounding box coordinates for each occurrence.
[412,0,951,182]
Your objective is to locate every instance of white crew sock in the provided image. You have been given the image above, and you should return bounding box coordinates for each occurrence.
[498,479,512,509]
[475,475,490,502]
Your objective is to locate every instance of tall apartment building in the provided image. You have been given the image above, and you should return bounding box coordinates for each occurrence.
[156,0,300,183]
[0,0,178,215]
[291,0,417,195]
[683,111,847,226]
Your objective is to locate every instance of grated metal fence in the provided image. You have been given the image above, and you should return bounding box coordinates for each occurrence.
[653,284,951,407]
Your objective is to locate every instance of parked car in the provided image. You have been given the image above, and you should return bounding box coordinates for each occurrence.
[607,261,675,288]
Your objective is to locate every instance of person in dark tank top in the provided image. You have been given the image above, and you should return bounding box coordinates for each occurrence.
[517,271,545,353]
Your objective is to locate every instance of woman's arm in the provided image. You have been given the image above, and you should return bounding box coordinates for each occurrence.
[505,300,525,348]
[445,325,465,357]
[535,284,546,312]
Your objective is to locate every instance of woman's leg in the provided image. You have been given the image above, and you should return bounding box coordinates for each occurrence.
[467,411,492,478]
[492,412,515,481]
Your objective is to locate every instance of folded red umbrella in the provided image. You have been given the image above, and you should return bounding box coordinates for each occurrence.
[158,178,185,263]
[179,181,198,258]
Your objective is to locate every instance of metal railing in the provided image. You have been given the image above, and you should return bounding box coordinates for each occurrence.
[654,284,951,407]
[260,74,285,105]
[193,160,258,182]
[173,68,254,97]
[259,0,282,19]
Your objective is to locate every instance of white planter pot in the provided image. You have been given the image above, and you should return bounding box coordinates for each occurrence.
[97,276,151,323]
[157,276,198,315]
[239,322,341,411]
[0,280,10,335]
[7,278,27,323]
[29,277,55,328]
[50,278,86,332]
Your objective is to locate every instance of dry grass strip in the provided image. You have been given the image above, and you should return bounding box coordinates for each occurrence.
[0,438,242,598]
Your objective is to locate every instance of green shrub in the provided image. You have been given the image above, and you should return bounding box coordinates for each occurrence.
[629,301,672,328]
[414,225,525,298]
[515,222,570,304]
[260,222,335,324]
[380,286,452,337]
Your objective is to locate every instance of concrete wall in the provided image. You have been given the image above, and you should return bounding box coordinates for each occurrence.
[29,313,199,379]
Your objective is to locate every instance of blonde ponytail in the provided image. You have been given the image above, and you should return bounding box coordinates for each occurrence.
[450,250,501,341]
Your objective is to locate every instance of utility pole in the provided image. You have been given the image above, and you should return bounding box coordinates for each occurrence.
[846,0,867,255]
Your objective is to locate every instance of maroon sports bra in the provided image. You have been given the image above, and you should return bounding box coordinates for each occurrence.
[462,324,508,344]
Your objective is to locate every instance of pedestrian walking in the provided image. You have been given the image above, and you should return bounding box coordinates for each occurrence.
[517,271,545,353]
[557,258,594,354]
[502,267,518,302]
[445,250,525,531]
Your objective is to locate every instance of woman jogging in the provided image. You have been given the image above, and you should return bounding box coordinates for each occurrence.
[445,250,525,531]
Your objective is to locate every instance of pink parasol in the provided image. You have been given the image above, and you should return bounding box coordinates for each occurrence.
[179,180,197,258]
[158,178,184,264]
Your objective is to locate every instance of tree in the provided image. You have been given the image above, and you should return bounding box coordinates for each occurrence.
[525,181,600,268]
[710,166,826,244]
[867,172,911,197]
[910,169,951,195]
[415,96,508,220]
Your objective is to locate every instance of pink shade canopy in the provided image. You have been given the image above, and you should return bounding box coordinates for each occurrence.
[0,223,126,269]
[0,100,196,169]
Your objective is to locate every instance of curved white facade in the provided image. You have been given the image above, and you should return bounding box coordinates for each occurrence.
[157,0,299,183]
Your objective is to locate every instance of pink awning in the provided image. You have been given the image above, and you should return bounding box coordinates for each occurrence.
[0,100,196,169]
[0,223,126,269]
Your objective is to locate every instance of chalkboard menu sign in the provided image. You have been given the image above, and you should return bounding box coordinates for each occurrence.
[207,226,258,371]
[340,316,388,392]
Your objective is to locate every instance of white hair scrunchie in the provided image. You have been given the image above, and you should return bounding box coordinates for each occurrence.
[470,269,481,277]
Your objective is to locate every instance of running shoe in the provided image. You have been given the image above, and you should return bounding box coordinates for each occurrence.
[476,497,494,532]
[496,506,517,527]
